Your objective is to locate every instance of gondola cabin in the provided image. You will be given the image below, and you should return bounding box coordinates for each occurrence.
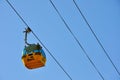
[22,43,46,69]
[22,27,46,69]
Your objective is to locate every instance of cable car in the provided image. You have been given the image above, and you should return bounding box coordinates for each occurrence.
[21,27,46,69]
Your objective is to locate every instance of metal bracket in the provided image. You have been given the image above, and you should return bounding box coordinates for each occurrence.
[24,27,32,45]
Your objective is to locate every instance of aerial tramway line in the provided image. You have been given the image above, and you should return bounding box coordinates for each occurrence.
[6,0,118,80]
[5,0,72,79]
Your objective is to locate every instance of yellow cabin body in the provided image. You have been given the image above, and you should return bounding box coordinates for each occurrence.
[22,52,46,69]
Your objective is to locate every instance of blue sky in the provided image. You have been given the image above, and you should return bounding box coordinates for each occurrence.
[0,0,120,80]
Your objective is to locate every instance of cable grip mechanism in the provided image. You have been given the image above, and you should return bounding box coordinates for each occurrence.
[24,27,32,45]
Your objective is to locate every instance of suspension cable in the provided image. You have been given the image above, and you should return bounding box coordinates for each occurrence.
[5,0,29,27]
[72,0,120,76]
[49,0,105,80]
[5,0,73,80]
[31,31,73,80]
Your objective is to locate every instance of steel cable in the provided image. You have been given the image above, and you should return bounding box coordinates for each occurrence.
[72,0,120,76]
[49,0,105,80]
